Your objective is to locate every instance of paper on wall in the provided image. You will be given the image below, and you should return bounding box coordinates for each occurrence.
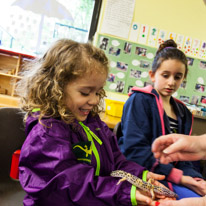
[137,24,149,44]
[148,27,158,47]
[199,41,206,59]
[191,39,200,57]
[101,0,135,39]
[176,34,184,50]
[157,30,167,47]
[182,37,192,56]
[128,22,140,42]
[168,32,176,41]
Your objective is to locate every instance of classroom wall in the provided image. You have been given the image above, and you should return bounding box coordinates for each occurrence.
[133,0,206,42]
[99,0,206,42]
[96,0,206,102]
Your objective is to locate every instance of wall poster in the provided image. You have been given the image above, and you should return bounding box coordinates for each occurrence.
[97,34,206,106]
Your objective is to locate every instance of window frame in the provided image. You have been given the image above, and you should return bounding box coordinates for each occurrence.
[88,0,102,41]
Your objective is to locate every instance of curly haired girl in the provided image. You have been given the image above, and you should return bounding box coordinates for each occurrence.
[17,39,171,206]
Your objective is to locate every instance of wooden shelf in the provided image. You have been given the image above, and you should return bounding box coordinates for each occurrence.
[0,73,22,78]
[0,94,20,108]
[0,49,35,106]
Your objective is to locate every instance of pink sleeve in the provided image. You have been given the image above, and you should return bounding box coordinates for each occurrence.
[167,168,183,184]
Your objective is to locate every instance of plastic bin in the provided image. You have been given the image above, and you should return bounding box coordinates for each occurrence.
[105,99,124,117]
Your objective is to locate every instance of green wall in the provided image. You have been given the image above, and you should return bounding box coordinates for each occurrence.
[97,34,206,105]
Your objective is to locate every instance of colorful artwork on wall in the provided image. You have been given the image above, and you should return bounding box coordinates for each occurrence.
[97,34,206,106]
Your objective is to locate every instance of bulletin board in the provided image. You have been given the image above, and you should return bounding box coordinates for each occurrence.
[96,34,206,105]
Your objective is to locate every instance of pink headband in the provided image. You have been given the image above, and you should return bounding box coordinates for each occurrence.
[165,46,175,49]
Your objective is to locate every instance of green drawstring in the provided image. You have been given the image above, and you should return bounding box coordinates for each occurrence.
[32,108,40,112]
[79,122,102,176]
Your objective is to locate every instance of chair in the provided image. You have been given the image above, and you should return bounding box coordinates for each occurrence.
[113,121,122,141]
[0,107,26,206]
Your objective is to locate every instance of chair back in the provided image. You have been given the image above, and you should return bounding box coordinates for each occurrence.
[113,121,123,141]
[0,107,26,180]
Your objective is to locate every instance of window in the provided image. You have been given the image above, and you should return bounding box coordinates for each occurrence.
[0,0,102,56]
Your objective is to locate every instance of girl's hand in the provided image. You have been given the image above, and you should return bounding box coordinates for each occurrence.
[147,171,165,181]
[180,175,206,196]
[147,172,177,199]
[135,172,175,205]
[135,189,154,205]
[136,189,175,206]
[135,190,174,206]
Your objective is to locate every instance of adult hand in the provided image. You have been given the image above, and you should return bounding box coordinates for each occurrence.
[158,196,206,206]
[152,134,206,164]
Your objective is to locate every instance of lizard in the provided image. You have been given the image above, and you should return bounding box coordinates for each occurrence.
[110,170,178,199]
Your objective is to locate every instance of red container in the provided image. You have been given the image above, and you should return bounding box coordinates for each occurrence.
[10,149,21,180]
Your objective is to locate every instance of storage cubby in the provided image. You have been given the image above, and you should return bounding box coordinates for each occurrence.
[0,49,35,107]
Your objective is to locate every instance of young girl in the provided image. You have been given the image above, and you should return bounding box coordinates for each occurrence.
[17,39,171,206]
[118,39,206,199]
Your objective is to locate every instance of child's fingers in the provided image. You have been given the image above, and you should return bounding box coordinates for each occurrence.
[155,194,166,199]
[148,172,165,181]
[136,192,152,205]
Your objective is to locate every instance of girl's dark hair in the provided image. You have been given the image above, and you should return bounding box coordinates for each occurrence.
[152,39,188,77]
[16,39,109,124]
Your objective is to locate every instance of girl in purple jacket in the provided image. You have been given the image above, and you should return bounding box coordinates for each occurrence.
[17,39,172,206]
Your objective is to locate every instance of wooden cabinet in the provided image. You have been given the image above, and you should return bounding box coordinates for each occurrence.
[0,49,35,107]
[192,115,206,135]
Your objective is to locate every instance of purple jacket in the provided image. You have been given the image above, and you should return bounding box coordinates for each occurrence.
[19,113,145,206]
